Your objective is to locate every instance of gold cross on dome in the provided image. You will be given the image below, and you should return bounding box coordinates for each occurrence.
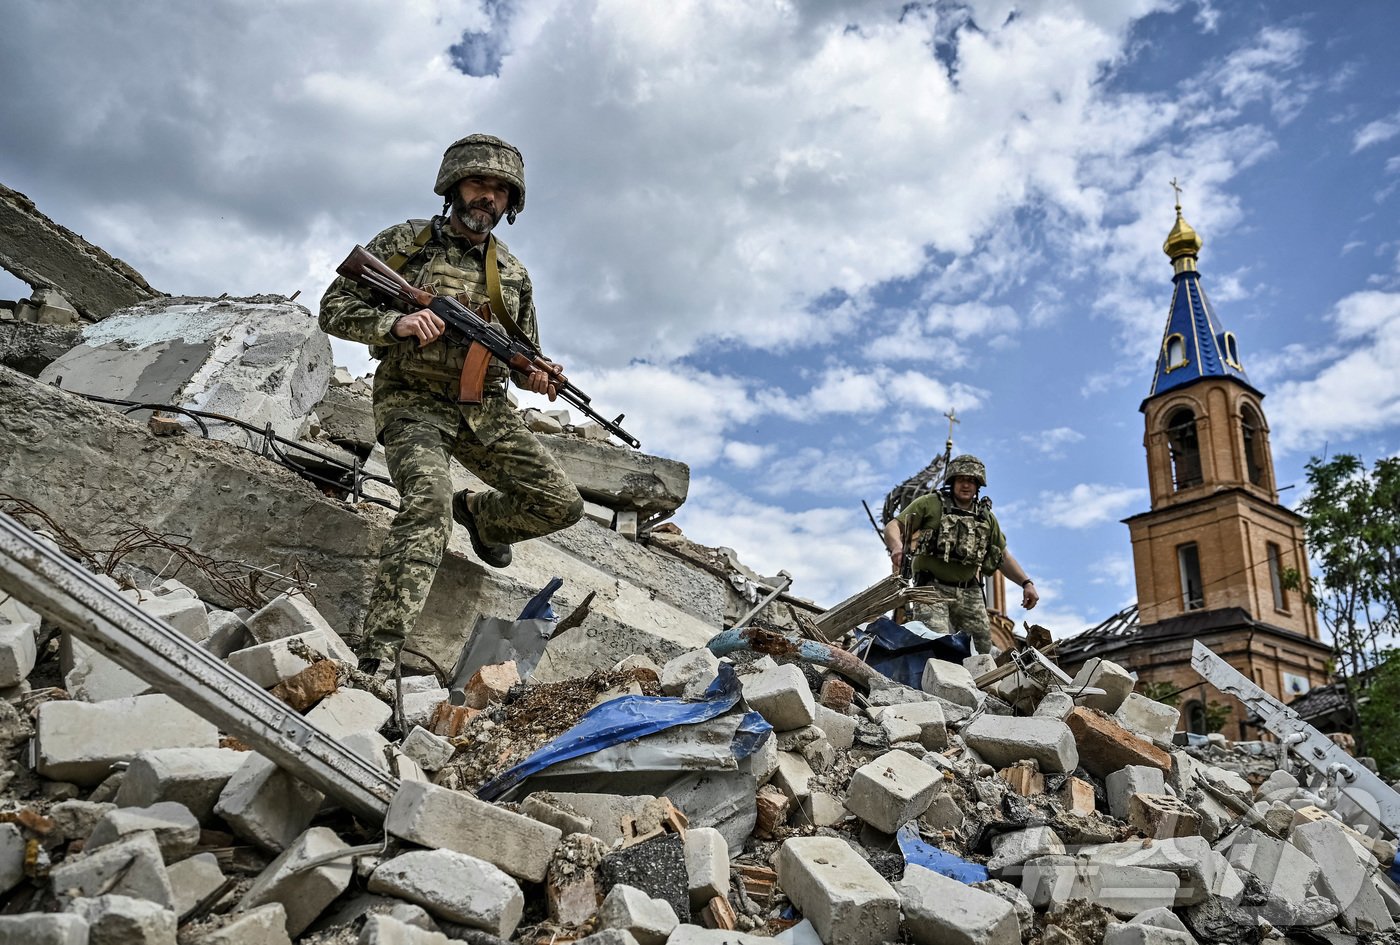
[1170,177,1183,209]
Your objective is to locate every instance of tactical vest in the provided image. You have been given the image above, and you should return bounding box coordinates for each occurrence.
[370,223,522,389]
[911,493,1002,573]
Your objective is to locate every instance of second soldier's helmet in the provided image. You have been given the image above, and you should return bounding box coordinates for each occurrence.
[944,454,987,488]
[434,134,526,222]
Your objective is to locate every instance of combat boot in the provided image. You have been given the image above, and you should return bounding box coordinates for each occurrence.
[452,490,512,568]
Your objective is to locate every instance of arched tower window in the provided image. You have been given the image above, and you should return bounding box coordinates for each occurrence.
[1165,407,1203,490]
[1222,332,1242,369]
[1164,333,1187,371]
[1241,404,1266,487]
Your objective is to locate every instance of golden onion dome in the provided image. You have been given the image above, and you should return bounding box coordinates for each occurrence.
[1163,206,1203,260]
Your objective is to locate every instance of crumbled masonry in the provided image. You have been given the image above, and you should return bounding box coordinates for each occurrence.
[1,236,1397,943]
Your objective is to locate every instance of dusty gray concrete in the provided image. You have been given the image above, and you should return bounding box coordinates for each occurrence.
[535,432,689,514]
[0,320,82,377]
[0,182,159,320]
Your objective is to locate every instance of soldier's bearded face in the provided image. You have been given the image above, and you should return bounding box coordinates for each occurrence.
[453,176,509,234]
[950,476,979,505]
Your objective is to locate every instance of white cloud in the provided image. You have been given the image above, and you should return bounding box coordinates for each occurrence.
[1031,484,1149,529]
[1269,290,1400,453]
[722,442,773,470]
[1022,426,1086,458]
[757,447,884,499]
[1353,110,1400,152]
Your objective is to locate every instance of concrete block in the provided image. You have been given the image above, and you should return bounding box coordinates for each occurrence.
[36,693,219,786]
[813,705,856,751]
[1069,659,1134,713]
[845,750,940,834]
[1065,708,1171,779]
[661,650,721,700]
[521,793,594,837]
[65,638,151,702]
[359,915,457,944]
[45,801,114,850]
[986,826,1065,875]
[742,664,815,731]
[369,849,524,936]
[1113,693,1179,745]
[876,702,947,750]
[1106,765,1167,820]
[226,631,330,687]
[238,826,354,937]
[598,883,679,945]
[305,687,391,737]
[897,863,1019,945]
[385,780,561,883]
[1127,793,1201,839]
[575,929,643,945]
[0,825,22,896]
[1256,769,1299,802]
[1081,836,1218,905]
[776,836,899,945]
[1032,690,1075,720]
[801,791,849,828]
[962,715,1078,774]
[196,902,290,945]
[167,852,225,918]
[114,747,247,820]
[400,727,454,772]
[534,792,657,845]
[214,753,324,853]
[69,894,176,944]
[0,619,37,688]
[771,751,815,802]
[1290,817,1395,932]
[667,928,768,945]
[203,610,253,659]
[245,593,354,662]
[87,802,200,859]
[1102,922,1196,945]
[139,595,210,643]
[0,914,89,945]
[920,659,981,709]
[465,661,521,709]
[920,792,964,831]
[1021,855,1179,917]
[401,689,450,729]
[49,831,174,908]
[684,826,729,907]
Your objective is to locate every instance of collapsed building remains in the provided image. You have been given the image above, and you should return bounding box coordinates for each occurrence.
[0,185,1397,945]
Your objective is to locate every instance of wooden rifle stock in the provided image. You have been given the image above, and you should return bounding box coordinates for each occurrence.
[335,244,641,448]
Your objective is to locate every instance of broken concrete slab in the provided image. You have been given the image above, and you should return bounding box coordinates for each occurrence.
[368,849,524,937]
[0,182,160,320]
[38,296,331,445]
[534,432,689,515]
[0,319,84,377]
[48,831,174,909]
[777,836,899,945]
[35,693,220,785]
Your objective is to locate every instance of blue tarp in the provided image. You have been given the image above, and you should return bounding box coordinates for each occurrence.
[854,617,972,688]
[476,663,769,801]
[896,823,989,884]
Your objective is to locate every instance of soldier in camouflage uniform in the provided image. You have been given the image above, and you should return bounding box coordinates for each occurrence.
[882,455,1039,654]
[319,134,583,677]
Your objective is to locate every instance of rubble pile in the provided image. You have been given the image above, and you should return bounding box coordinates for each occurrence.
[1,563,1397,945]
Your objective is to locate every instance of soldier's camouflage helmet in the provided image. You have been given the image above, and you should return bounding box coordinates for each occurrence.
[945,454,987,488]
[434,134,526,220]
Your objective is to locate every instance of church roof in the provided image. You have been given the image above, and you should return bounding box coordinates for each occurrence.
[1146,203,1253,401]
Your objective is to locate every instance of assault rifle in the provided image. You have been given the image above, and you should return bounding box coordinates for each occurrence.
[336,245,640,449]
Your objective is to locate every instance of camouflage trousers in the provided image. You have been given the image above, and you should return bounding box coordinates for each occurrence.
[907,580,992,654]
[359,414,583,663]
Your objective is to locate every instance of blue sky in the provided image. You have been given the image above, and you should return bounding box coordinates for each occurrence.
[2,1,1398,635]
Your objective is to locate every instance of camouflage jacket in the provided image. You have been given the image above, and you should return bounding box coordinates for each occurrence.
[899,491,1006,584]
[318,219,538,445]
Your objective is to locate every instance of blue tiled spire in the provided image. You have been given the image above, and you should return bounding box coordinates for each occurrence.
[1147,205,1251,398]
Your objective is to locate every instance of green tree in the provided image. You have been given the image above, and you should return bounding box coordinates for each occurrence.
[1287,454,1400,755]
[1358,650,1400,780]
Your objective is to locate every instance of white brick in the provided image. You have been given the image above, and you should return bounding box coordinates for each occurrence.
[961,716,1078,774]
[0,914,90,945]
[845,750,940,834]
[166,852,225,918]
[305,687,391,737]
[87,802,200,859]
[1113,694,1180,745]
[400,726,454,771]
[1106,765,1166,820]
[385,781,561,883]
[1069,659,1134,714]
[49,831,174,909]
[598,884,678,945]
[771,751,815,802]
[36,694,219,786]
[114,748,247,820]
[214,753,324,853]
[0,620,37,688]
[359,914,454,945]
[401,689,450,729]
[368,849,524,937]
[226,631,329,687]
[920,659,981,708]
[1103,922,1196,945]
[661,650,721,699]
[897,864,1019,945]
[69,894,176,945]
[743,664,815,731]
[776,837,899,945]
[245,593,355,662]
[238,826,354,937]
[813,705,856,751]
[1081,837,1219,906]
[1021,856,1179,917]
[986,827,1065,875]
[139,596,210,643]
[684,826,729,907]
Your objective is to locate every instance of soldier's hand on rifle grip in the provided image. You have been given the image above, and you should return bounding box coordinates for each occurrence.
[525,361,566,401]
[392,309,446,347]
